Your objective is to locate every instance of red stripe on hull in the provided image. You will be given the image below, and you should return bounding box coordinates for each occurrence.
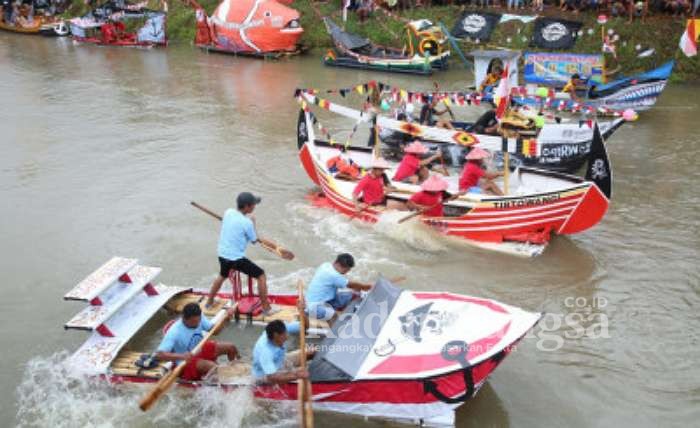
[299,143,320,186]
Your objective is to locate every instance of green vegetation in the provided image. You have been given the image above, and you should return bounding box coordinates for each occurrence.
[65,1,699,81]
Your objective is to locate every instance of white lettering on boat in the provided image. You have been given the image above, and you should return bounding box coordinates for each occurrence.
[493,193,562,209]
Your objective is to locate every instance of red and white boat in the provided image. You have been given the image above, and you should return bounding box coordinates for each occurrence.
[295,93,613,257]
[64,257,541,426]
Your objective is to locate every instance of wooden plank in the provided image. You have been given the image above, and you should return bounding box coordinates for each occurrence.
[64,257,138,301]
[65,265,162,331]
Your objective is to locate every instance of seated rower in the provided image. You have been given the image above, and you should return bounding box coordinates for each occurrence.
[472,108,500,136]
[393,140,442,184]
[352,157,402,213]
[406,174,453,217]
[563,73,586,103]
[459,147,504,196]
[155,303,238,381]
[306,253,372,322]
[419,97,454,130]
[252,320,311,384]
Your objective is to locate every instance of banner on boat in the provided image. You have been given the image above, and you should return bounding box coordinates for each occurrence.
[450,11,501,42]
[531,18,582,50]
[523,52,605,86]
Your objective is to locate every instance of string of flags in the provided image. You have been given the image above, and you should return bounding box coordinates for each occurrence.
[295,81,628,118]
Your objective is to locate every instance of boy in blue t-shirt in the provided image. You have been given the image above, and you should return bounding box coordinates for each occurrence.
[306,253,372,321]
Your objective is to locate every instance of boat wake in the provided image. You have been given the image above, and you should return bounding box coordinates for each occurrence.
[15,352,295,428]
[374,211,448,253]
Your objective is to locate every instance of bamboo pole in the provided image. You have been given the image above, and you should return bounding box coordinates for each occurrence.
[297,280,313,428]
[503,152,510,195]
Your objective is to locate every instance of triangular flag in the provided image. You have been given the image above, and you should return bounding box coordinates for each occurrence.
[494,65,510,119]
[679,19,697,57]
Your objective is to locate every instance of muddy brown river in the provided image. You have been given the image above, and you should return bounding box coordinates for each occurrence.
[1,34,699,427]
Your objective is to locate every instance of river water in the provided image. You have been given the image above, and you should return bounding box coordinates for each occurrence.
[1,34,699,428]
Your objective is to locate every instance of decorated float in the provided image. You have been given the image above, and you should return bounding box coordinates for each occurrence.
[0,0,70,36]
[63,257,541,426]
[185,0,304,57]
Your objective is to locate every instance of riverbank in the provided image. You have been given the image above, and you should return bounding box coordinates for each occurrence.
[65,1,698,82]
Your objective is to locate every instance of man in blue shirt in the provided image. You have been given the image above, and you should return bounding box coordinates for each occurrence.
[206,192,276,315]
[252,320,310,384]
[306,253,372,321]
[156,303,238,381]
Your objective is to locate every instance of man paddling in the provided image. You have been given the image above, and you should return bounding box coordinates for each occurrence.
[252,320,312,384]
[156,303,238,381]
[392,140,442,184]
[206,192,277,315]
[306,253,372,321]
[353,158,402,213]
[459,148,504,196]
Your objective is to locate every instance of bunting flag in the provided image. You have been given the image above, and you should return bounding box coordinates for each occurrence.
[679,19,697,57]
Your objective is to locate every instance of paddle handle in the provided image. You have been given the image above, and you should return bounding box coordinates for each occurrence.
[191,201,294,260]
[138,304,235,411]
[191,201,222,221]
[297,280,313,427]
[397,202,442,224]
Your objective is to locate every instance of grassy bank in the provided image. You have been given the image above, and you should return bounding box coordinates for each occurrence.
[66,1,699,82]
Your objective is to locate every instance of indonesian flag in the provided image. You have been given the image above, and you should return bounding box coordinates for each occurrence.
[679,20,697,57]
[494,65,510,120]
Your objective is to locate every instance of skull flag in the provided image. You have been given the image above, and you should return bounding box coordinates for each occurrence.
[531,17,582,49]
[451,11,501,42]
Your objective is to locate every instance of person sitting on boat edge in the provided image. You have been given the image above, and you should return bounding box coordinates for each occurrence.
[393,140,442,184]
[563,73,586,103]
[419,97,454,130]
[252,319,313,384]
[459,147,504,196]
[155,303,238,381]
[471,108,500,136]
[306,253,372,321]
[405,175,454,217]
[206,192,278,315]
[352,157,403,213]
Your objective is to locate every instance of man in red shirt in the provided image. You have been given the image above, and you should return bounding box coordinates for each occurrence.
[353,157,397,213]
[407,175,451,217]
[459,147,504,196]
[393,140,443,184]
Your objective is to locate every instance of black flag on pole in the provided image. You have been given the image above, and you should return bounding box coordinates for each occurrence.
[531,18,582,50]
[585,123,612,199]
[451,11,501,42]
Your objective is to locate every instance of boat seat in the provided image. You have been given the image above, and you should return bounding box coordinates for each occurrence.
[64,256,138,303]
[65,265,162,334]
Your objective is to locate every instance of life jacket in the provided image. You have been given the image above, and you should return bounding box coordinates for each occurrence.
[326,155,360,179]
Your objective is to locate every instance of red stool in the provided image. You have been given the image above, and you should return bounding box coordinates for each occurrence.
[228,270,262,317]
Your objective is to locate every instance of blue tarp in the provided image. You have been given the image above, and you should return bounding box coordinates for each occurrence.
[136,13,166,44]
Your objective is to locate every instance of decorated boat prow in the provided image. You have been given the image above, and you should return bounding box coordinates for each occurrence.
[63,257,541,427]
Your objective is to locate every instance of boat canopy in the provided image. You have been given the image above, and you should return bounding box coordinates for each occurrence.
[324,17,371,51]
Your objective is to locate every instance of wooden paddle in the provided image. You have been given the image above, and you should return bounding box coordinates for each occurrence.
[190,201,295,260]
[138,302,237,411]
[434,81,456,121]
[397,202,442,224]
[297,280,314,428]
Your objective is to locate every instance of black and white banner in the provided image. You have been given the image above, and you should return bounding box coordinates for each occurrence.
[451,12,501,42]
[531,18,582,50]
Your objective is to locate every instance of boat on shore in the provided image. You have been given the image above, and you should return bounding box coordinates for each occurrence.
[296,96,613,257]
[323,17,449,75]
[0,12,69,36]
[68,3,167,47]
[185,0,305,58]
[63,257,541,426]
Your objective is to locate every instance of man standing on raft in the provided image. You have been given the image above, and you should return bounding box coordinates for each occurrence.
[206,192,278,315]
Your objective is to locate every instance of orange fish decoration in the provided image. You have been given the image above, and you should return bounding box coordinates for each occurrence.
[190,0,303,54]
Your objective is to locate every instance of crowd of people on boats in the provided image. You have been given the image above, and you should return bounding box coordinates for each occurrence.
[155,191,380,384]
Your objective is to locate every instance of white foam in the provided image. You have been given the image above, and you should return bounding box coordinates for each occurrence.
[15,352,294,428]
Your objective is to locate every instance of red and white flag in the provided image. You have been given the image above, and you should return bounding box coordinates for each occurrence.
[494,65,510,119]
[679,20,697,57]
